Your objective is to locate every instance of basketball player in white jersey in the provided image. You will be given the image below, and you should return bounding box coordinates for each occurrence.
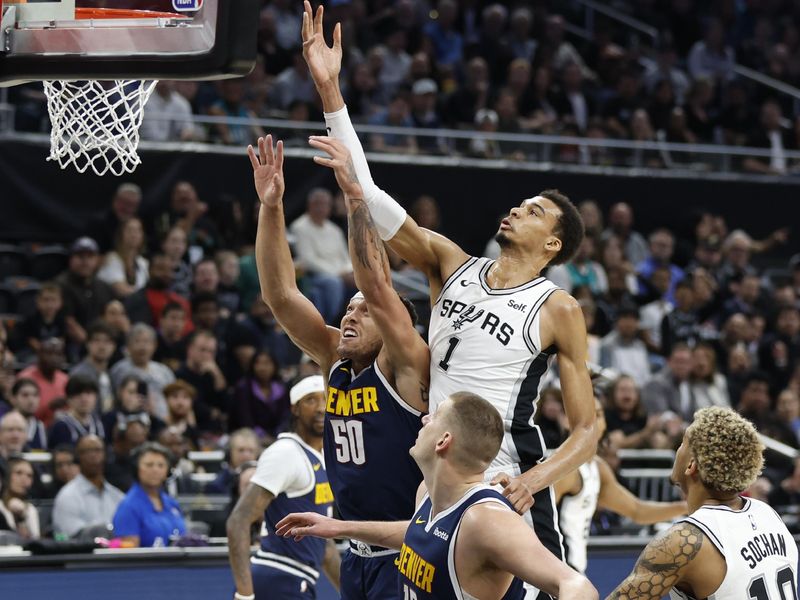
[302,11,596,593]
[554,399,687,574]
[276,391,598,600]
[608,406,798,600]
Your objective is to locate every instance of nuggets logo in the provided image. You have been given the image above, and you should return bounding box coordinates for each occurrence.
[326,386,380,415]
[315,482,333,504]
[396,543,436,593]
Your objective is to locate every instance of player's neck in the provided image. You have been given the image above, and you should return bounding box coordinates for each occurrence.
[490,251,549,289]
[688,486,744,513]
[425,466,484,518]
[298,430,324,452]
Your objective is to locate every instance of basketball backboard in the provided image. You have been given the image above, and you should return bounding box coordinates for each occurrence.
[0,0,259,84]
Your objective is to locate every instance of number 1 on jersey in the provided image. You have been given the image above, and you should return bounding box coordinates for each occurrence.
[439,336,460,371]
[748,566,797,600]
[403,584,418,600]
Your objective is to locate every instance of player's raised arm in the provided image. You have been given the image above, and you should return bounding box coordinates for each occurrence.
[309,136,429,412]
[250,135,339,369]
[596,457,688,524]
[466,503,598,599]
[606,522,710,600]
[301,2,468,298]
[275,512,408,551]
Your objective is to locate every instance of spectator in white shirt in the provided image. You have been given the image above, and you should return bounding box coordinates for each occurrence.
[289,188,354,324]
[687,18,735,83]
[97,218,149,299]
[52,434,124,539]
[140,81,201,142]
[599,304,651,387]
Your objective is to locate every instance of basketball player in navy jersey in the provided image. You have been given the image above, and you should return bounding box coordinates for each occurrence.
[276,391,597,600]
[301,10,596,596]
[227,376,339,600]
[248,133,429,600]
[554,398,687,574]
[608,407,797,600]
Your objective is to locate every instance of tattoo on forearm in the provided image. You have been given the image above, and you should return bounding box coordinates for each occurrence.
[345,157,359,184]
[349,201,388,270]
[607,523,704,600]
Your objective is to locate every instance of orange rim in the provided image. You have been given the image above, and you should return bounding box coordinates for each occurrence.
[75,7,185,20]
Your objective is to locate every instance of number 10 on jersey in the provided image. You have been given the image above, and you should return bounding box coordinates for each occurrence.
[330,419,366,465]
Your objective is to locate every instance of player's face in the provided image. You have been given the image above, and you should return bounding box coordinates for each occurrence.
[410,400,451,466]
[495,196,561,257]
[295,392,326,437]
[670,431,691,494]
[337,296,383,363]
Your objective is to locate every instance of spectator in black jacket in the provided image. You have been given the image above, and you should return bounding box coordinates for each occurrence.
[48,376,105,449]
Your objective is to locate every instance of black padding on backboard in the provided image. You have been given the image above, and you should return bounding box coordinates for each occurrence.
[0,0,259,82]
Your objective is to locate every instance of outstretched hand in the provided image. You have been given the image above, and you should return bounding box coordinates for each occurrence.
[275,512,342,542]
[248,135,285,207]
[308,136,362,199]
[301,0,342,87]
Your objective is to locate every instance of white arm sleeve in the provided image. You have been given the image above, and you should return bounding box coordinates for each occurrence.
[249,439,313,497]
[324,106,407,241]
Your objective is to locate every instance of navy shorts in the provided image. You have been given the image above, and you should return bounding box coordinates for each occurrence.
[252,561,317,599]
[340,551,399,600]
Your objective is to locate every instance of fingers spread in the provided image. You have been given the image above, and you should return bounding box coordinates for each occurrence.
[247,145,260,171]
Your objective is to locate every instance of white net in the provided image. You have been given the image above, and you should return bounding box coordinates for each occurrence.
[43,79,158,177]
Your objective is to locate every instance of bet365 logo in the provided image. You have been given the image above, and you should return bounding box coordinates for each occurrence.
[172,0,203,12]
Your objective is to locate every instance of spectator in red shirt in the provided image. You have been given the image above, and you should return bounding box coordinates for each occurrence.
[124,252,192,334]
[17,337,69,427]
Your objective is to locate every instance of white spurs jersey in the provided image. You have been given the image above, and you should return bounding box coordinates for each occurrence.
[429,257,561,474]
[558,459,601,574]
[670,497,798,600]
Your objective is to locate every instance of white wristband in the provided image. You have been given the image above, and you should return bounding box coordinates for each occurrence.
[234,593,255,600]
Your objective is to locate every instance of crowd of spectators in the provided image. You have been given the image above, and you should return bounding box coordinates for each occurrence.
[10,0,800,173]
[3,0,800,548]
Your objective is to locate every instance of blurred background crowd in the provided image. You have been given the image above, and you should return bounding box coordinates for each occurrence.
[9,0,800,172]
[1,0,800,549]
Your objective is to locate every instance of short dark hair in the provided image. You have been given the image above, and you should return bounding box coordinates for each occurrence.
[12,377,39,397]
[65,374,99,398]
[540,189,584,265]
[161,302,186,318]
[86,320,116,342]
[448,391,504,469]
[191,292,218,313]
[397,294,419,327]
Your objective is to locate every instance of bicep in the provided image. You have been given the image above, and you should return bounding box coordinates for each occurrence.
[596,459,638,518]
[271,291,339,368]
[608,523,705,600]
[386,219,468,285]
[230,483,274,525]
[474,507,573,597]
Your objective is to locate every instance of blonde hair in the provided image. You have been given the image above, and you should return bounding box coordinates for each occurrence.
[686,407,764,493]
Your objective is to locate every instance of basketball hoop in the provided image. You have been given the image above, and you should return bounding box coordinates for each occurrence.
[41,8,183,176]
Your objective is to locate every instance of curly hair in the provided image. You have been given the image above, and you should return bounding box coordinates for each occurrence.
[686,407,764,493]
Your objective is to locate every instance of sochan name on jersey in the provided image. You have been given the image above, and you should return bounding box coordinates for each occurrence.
[433,527,449,541]
[439,299,514,346]
[739,531,789,569]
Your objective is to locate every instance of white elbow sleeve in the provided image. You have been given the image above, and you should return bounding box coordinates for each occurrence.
[324,106,406,241]
[366,188,407,241]
[324,105,377,197]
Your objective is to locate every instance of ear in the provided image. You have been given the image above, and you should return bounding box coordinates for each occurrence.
[545,235,562,255]
[435,431,452,455]
[685,457,699,479]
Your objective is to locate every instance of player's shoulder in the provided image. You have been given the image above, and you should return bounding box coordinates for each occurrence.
[640,521,709,571]
[460,498,519,536]
[541,288,582,315]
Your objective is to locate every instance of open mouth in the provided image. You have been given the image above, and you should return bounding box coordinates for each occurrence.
[500,218,511,230]
[342,327,359,339]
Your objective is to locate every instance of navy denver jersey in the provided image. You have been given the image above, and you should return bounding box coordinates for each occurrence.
[258,436,334,570]
[397,485,525,600]
[325,359,423,522]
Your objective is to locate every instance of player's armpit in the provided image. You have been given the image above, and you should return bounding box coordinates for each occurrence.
[605,522,705,600]
[385,218,470,301]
